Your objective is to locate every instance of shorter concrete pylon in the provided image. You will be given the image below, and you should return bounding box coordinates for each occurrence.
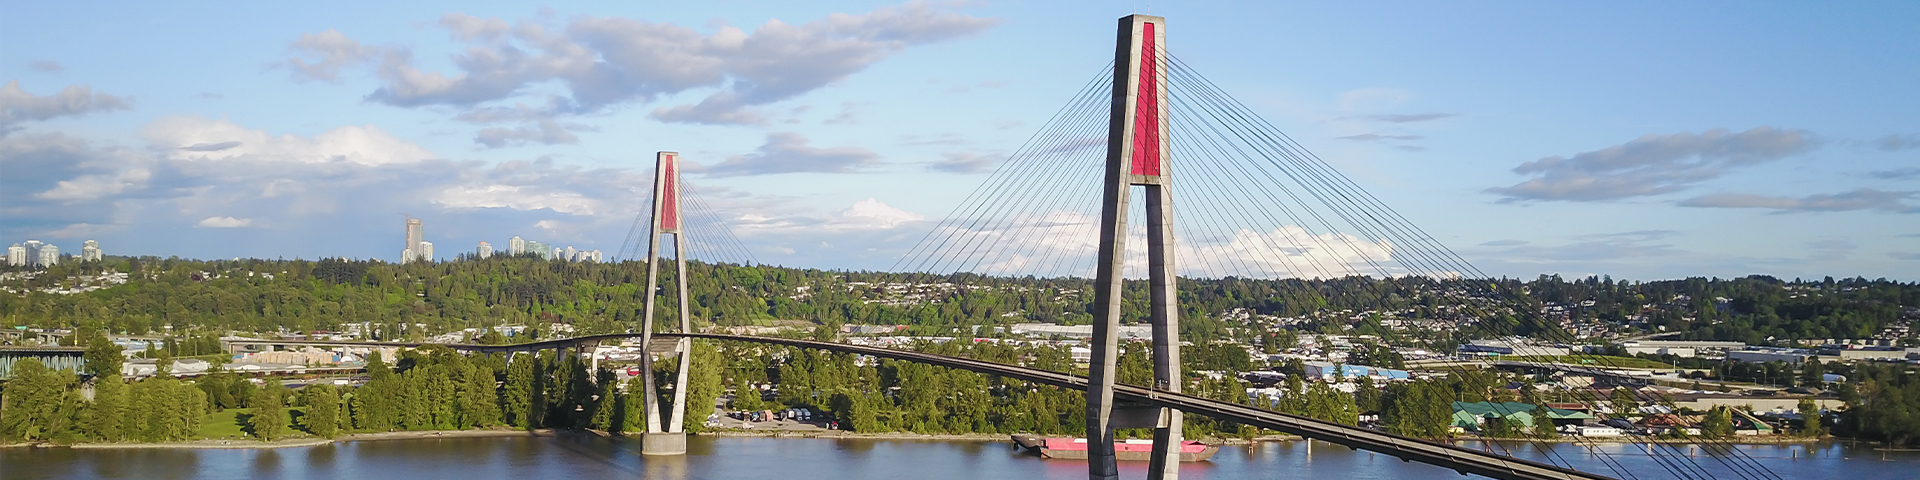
[638,151,694,456]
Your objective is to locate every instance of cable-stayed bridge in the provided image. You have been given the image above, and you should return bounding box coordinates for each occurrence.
[587,13,1787,480]
[233,13,1788,480]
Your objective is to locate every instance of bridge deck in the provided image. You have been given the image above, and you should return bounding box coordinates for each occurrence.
[202,333,1609,480]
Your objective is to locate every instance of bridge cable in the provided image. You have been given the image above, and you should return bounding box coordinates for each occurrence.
[1159,54,1720,479]
[1168,56,1778,480]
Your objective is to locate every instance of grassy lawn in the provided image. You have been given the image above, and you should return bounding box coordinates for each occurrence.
[1504,355,1676,369]
[197,407,305,440]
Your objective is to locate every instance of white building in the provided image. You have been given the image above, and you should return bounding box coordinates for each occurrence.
[1613,340,1746,358]
[1729,348,1815,364]
[509,236,526,256]
[416,241,433,262]
[477,241,493,259]
[5,244,23,266]
[403,218,425,262]
[36,244,59,266]
[564,245,578,262]
[81,240,102,262]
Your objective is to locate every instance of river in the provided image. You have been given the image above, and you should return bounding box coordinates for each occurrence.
[2,436,1913,480]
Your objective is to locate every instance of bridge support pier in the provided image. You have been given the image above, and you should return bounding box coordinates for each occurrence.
[1086,14,1180,480]
[639,151,695,456]
[641,432,687,456]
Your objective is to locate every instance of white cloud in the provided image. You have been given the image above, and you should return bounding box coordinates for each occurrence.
[1680,189,1917,214]
[698,132,878,177]
[41,222,119,239]
[289,2,997,125]
[196,216,253,228]
[284,29,382,83]
[0,81,129,133]
[928,151,1001,173]
[1488,127,1815,202]
[473,119,580,148]
[734,197,925,235]
[143,116,437,165]
[926,209,1396,279]
[839,197,924,229]
[35,167,151,201]
[432,184,601,215]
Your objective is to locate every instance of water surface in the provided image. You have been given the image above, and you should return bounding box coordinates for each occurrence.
[2,436,1911,480]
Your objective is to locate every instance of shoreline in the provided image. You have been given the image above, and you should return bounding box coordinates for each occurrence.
[9,429,1846,450]
[58,428,560,450]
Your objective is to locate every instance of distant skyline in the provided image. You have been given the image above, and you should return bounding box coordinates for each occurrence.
[2,1,1916,280]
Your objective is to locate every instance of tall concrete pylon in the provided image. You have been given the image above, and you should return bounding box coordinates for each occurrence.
[640,151,695,456]
[1086,14,1182,480]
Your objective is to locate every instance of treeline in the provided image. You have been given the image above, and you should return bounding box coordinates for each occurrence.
[1834,362,1920,447]
[714,338,1258,439]
[7,257,1915,350]
[0,363,207,443]
[0,334,726,444]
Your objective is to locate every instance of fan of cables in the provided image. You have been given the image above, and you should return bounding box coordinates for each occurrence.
[893,49,1786,480]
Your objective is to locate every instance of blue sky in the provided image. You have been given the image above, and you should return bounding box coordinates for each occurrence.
[2,1,1915,280]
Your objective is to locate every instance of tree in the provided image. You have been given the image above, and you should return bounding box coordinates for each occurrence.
[1797,398,1824,438]
[1609,387,1638,417]
[459,363,502,428]
[1354,376,1381,413]
[477,328,506,345]
[1799,359,1824,387]
[733,378,764,411]
[82,331,124,377]
[503,353,537,428]
[1382,380,1450,438]
[155,349,175,378]
[88,375,128,442]
[1302,381,1358,425]
[127,377,203,442]
[590,369,618,431]
[301,385,341,438]
[684,340,725,433]
[251,382,288,441]
[1531,404,1561,439]
[365,350,391,380]
[1701,406,1735,439]
[0,359,76,441]
[1484,415,1518,438]
[620,377,648,434]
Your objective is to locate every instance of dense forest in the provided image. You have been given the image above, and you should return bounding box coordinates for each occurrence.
[0,329,724,444]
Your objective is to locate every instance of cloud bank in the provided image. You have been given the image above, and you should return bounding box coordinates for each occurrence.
[1488,127,1814,202]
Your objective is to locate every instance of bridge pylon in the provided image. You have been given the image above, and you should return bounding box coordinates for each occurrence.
[1086,14,1182,480]
[639,151,694,456]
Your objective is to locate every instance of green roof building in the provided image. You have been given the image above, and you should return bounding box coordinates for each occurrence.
[1451,402,1593,430]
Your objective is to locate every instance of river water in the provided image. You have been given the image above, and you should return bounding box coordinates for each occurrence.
[2,436,1913,480]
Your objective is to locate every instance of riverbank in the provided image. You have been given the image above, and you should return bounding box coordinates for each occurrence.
[3,427,1842,450]
[49,428,558,450]
[1458,435,1828,445]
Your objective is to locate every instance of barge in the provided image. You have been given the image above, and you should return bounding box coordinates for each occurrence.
[1011,435,1218,462]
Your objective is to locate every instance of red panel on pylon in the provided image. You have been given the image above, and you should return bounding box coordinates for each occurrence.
[661,154,680,231]
[1129,22,1162,177]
